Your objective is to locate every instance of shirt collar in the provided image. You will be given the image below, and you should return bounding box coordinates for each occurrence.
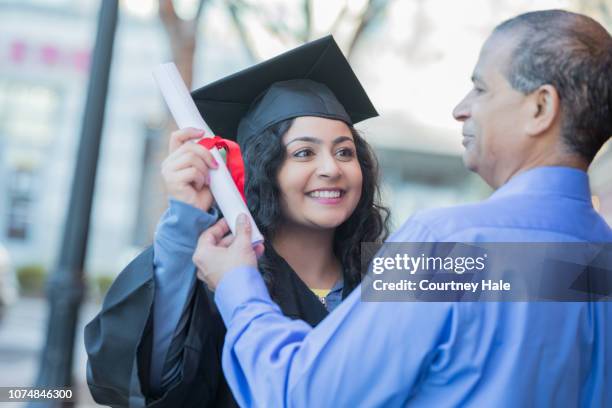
[490,166,591,202]
[330,278,344,293]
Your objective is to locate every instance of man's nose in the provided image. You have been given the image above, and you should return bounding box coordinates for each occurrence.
[453,96,470,122]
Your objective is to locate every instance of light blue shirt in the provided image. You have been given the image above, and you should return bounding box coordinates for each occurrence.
[215,167,612,407]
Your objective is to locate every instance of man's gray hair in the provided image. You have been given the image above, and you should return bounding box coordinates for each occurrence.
[494,9,612,161]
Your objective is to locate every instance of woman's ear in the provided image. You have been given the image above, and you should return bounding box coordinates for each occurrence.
[525,84,560,137]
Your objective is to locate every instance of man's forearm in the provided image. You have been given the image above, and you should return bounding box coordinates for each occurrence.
[215,265,456,407]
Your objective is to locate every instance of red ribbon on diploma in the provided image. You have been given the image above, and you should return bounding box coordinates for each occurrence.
[197,136,246,203]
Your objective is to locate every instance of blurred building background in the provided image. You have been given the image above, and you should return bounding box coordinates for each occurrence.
[0,0,610,404]
[1,0,611,281]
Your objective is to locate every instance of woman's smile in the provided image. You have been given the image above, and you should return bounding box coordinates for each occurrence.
[306,188,346,204]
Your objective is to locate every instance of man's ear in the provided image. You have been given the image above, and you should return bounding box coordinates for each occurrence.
[525,84,560,137]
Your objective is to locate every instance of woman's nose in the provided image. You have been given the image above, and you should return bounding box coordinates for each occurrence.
[316,153,342,179]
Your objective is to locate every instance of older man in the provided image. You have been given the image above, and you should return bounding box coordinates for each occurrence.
[194,10,612,407]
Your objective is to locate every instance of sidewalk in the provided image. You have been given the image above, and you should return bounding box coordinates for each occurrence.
[0,297,100,407]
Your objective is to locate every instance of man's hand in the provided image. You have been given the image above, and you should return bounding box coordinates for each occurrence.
[161,127,219,211]
[193,214,265,290]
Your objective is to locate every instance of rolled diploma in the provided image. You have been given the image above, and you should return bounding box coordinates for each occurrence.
[152,62,263,244]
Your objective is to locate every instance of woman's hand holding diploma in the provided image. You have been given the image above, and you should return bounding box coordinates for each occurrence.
[161,127,219,211]
[153,62,264,244]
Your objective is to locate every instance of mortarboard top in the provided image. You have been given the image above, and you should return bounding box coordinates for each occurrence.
[191,35,378,144]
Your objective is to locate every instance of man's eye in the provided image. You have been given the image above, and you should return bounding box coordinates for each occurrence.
[294,149,313,158]
[473,86,485,94]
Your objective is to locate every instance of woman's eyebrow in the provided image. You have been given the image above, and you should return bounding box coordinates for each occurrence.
[333,136,354,145]
[286,135,354,146]
[285,136,321,146]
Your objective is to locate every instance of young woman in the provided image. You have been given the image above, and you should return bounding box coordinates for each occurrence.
[85,36,389,407]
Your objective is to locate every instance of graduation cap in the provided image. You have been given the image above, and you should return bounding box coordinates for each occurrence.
[191,35,378,144]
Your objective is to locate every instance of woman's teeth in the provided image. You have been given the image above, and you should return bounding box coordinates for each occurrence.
[309,190,342,198]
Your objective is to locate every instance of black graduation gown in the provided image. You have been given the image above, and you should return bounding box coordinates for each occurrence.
[84,245,355,408]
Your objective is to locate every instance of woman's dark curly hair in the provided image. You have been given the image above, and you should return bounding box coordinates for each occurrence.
[240,118,390,294]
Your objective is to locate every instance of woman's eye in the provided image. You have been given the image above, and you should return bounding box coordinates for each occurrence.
[293,149,314,158]
[336,148,355,159]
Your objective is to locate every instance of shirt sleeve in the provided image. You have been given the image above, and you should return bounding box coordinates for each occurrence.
[214,216,456,407]
[150,199,218,394]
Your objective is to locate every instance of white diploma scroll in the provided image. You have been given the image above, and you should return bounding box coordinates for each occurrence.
[153,62,264,244]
